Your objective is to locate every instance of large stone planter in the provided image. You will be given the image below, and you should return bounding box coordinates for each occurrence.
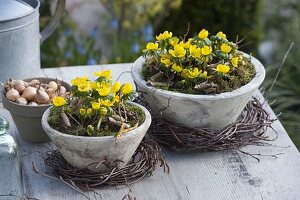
[2,78,71,143]
[131,54,265,130]
[41,102,151,172]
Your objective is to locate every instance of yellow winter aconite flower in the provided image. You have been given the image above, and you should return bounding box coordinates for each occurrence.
[98,86,110,96]
[79,108,86,115]
[160,57,172,67]
[93,70,112,78]
[113,95,120,103]
[89,81,98,90]
[101,99,114,107]
[198,29,208,39]
[52,96,65,107]
[214,64,230,74]
[169,44,186,58]
[156,31,172,41]
[92,102,101,110]
[77,80,90,92]
[71,76,88,86]
[111,81,121,93]
[201,71,208,78]
[201,46,212,56]
[181,68,200,79]
[121,83,133,95]
[217,31,226,39]
[179,40,191,49]
[189,45,201,59]
[231,57,239,67]
[169,37,179,46]
[220,43,232,53]
[144,42,159,51]
[87,108,93,115]
[172,64,183,73]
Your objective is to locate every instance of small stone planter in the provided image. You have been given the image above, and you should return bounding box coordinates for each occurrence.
[41,102,152,172]
[131,54,265,130]
[2,78,71,143]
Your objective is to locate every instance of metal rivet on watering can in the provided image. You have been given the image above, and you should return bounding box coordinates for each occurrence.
[0,0,66,83]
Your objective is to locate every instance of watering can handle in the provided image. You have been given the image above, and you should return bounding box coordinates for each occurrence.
[40,0,66,43]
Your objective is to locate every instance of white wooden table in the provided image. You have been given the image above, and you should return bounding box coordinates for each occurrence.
[1,63,300,200]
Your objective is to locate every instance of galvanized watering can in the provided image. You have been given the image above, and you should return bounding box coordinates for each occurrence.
[0,0,66,83]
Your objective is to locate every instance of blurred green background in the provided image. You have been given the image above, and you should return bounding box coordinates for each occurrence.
[40,0,300,149]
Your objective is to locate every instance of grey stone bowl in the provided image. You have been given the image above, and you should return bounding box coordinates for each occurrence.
[131,54,265,130]
[2,77,71,143]
[41,102,151,172]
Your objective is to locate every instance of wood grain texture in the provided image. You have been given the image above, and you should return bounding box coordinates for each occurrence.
[0,63,299,200]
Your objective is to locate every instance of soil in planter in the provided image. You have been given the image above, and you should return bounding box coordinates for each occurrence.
[48,103,145,137]
[141,56,255,94]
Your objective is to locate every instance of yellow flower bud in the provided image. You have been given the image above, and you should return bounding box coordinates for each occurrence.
[198,29,209,39]
[101,99,114,107]
[231,57,239,67]
[214,64,230,74]
[156,31,172,41]
[201,71,208,79]
[189,45,201,59]
[92,102,101,110]
[201,46,212,56]
[98,87,110,96]
[172,64,183,73]
[111,81,121,93]
[169,44,186,58]
[100,107,108,116]
[79,108,86,115]
[113,95,120,103]
[181,68,200,79]
[217,31,226,39]
[144,42,159,51]
[220,43,232,54]
[160,57,172,67]
[179,40,191,49]
[77,80,90,92]
[52,96,65,107]
[93,70,112,78]
[87,108,93,115]
[71,76,88,86]
[169,37,179,46]
[121,83,133,95]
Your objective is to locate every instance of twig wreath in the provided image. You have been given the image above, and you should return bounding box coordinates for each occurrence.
[135,95,277,152]
[33,139,168,199]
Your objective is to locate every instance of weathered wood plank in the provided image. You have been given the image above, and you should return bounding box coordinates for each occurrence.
[0,64,299,200]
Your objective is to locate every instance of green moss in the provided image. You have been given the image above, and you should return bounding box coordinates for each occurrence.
[142,57,255,94]
[48,104,145,137]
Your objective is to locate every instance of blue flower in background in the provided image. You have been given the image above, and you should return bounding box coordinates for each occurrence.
[90,27,97,38]
[64,51,72,58]
[110,19,119,30]
[133,31,138,38]
[76,46,87,55]
[131,42,139,53]
[87,57,97,65]
[142,24,154,42]
[64,28,72,37]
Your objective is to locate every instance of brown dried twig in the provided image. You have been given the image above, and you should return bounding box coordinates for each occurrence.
[34,139,169,192]
[140,96,277,151]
